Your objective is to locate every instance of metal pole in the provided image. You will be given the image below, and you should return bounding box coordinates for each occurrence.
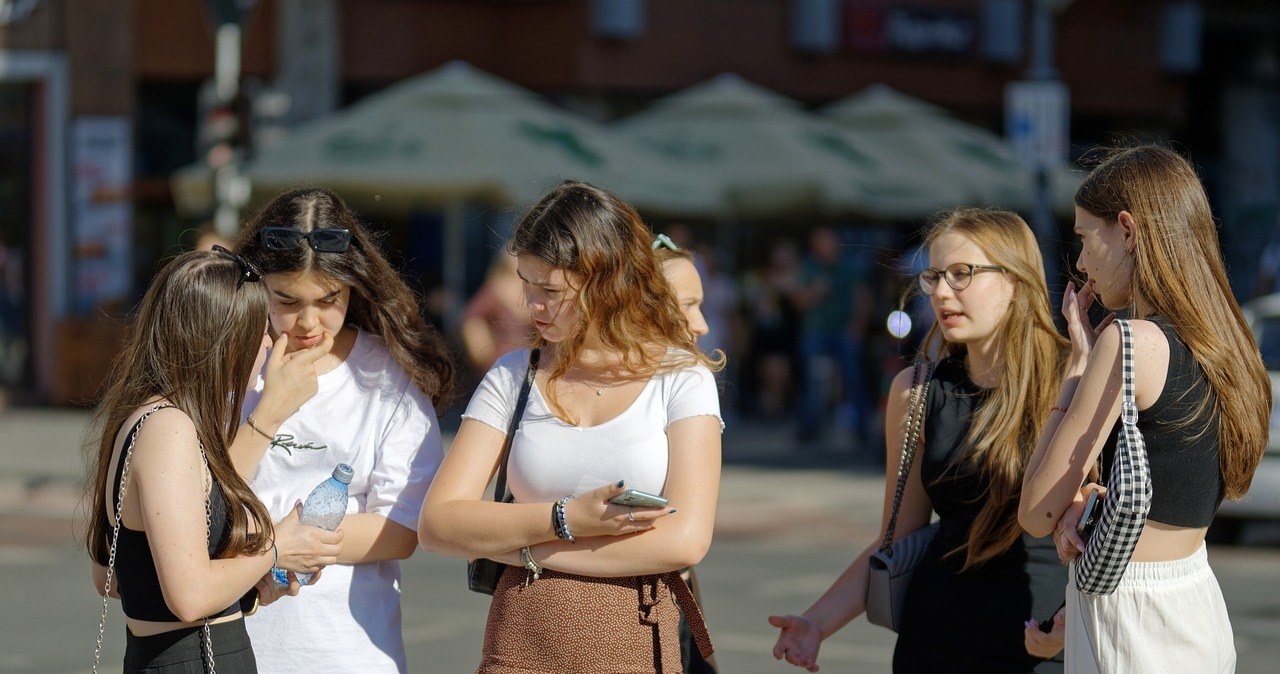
[1028,0,1062,294]
[213,23,243,238]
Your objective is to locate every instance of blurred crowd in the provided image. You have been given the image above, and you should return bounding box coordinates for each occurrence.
[451,222,933,464]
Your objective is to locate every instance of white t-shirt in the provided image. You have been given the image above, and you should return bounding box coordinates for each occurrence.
[242,330,442,674]
[463,348,722,503]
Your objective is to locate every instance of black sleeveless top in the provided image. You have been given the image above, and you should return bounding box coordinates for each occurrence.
[895,357,1065,673]
[109,411,238,621]
[1100,317,1224,527]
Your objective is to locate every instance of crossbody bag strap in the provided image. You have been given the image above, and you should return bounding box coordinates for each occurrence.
[492,348,541,503]
[878,358,934,554]
[93,403,175,674]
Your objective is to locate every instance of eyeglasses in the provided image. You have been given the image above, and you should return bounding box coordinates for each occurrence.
[651,233,680,252]
[260,227,352,253]
[917,263,1007,295]
[211,244,263,287]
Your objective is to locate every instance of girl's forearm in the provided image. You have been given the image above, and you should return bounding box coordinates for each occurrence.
[335,513,417,563]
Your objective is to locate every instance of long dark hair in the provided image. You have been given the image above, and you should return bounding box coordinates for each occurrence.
[1075,145,1270,498]
[235,187,456,407]
[510,180,722,422]
[86,251,274,563]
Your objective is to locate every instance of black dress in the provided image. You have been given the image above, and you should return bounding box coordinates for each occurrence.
[893,357,1066,673]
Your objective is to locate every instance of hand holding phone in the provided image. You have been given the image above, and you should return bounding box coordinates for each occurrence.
[608,489,668,508]
[1075,489,1102,537]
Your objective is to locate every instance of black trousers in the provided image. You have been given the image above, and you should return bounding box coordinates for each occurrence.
[124,619,257,673]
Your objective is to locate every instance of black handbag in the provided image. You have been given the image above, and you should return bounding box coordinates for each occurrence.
[866,357,937,632]
[467,348,540,594]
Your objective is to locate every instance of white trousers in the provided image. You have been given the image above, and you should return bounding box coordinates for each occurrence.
[1065,543,1235,674]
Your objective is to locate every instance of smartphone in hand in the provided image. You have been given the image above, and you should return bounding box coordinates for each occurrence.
[609,489,669,508]
[1076,489,1102,537]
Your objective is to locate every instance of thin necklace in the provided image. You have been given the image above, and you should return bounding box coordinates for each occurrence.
[567,367,624,396]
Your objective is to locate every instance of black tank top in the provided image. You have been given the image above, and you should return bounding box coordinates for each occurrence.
[1100,317,1223,527]
[109,411,238,621]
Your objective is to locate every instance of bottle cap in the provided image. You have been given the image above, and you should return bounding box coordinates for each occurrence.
[332,463,355,484]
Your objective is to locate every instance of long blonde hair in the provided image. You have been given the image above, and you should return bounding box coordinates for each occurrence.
[1075,145,1270,498]
[918,209,1068,569]
[509,181,723,423]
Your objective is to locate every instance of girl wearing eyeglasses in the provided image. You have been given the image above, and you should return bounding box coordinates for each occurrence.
[231,187,457,674]
[84,249,343,673]
[1020,146,1268,673]
[771,209,1069,673]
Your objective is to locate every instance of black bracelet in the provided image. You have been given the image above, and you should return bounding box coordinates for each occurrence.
[553,495,576,543]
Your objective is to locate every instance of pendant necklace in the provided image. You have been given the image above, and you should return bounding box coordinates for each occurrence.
[570,368,622,396]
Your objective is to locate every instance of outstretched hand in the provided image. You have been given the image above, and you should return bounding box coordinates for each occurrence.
[1062,280,1115,373]
[769,614,823,672]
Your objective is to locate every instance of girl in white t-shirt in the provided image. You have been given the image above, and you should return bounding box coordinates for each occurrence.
[232,187,456,674]
[421,180,725,674]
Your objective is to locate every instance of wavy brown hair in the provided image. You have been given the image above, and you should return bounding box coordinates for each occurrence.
[86,251,274,564]
[235,187,456,407]
[1075,145,1270,498]
[510,181,723,422]
[916,209,1068,569]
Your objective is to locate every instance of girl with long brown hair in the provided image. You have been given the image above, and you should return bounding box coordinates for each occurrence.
[84,248,342,673]
[771,209,1069,672]
[1020,145,1269,673]
[420,180,724,673]
[231,187,456,674]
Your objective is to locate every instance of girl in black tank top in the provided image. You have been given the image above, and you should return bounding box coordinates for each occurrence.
[83,249,340,673]
[1020,145,1267,673]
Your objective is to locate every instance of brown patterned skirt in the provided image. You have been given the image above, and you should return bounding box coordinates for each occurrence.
[478,565,714,674]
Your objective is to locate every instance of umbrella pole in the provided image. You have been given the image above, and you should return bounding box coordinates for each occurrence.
[443,200,467,332]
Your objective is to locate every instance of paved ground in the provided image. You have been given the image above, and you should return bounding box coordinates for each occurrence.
[2,407,1279,673]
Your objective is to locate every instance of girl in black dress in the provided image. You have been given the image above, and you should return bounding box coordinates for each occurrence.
[770,209,1068,673]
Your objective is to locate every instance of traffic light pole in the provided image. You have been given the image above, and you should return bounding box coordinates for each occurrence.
[213,22,244,238]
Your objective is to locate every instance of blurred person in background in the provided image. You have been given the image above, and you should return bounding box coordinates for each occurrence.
[741,240,803,420]
[1020,146,1268,673]
[420,181,723,674]
[461,250,532,376]
[771,209,1068,673]
[794,227,872,450]
[654,232,718,674]
[0,237,21,408]
[1251,214,1280,299]
[233,187,457,674]
[84,248,342,673]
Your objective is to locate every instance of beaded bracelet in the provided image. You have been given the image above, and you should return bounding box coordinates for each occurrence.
[552,495,577,543]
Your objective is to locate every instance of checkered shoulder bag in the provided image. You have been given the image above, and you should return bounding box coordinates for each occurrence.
[1075,319,1153,595]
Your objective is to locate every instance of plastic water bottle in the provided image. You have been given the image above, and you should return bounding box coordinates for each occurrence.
[273,463,354,587]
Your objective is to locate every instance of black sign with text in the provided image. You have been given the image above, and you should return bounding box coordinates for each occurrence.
[844,4,975,57]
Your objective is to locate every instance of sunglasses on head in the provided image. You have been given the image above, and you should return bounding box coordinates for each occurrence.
[652,233,680,252]
[260,227,352,253]
[211,244,263,286]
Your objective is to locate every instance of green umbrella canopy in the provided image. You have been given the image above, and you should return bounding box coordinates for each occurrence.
[823,84,1080,218]
[245,60,721,217]
[615,73,900,218]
